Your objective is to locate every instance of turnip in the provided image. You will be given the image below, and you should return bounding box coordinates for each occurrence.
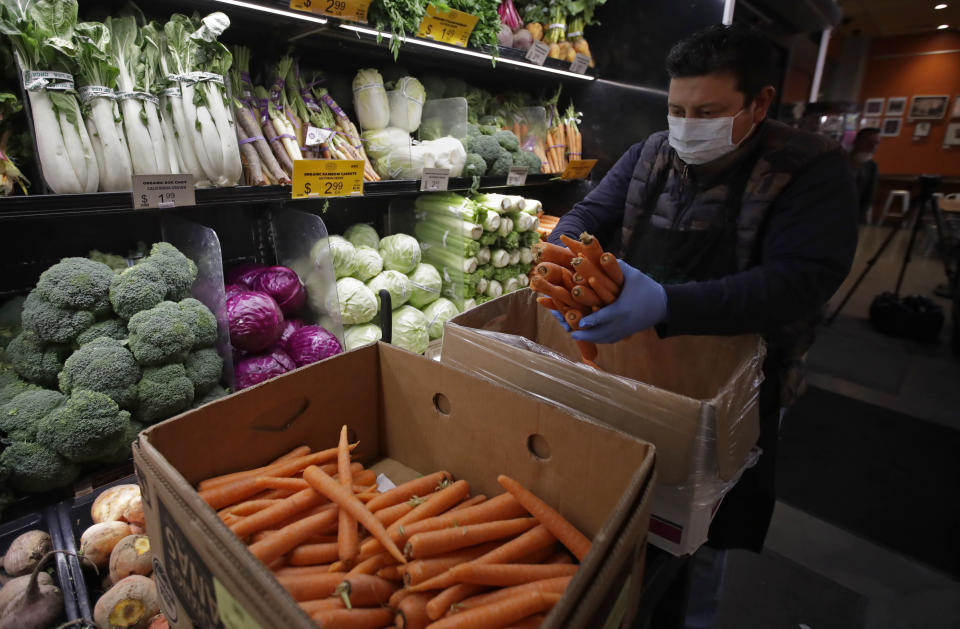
[0,551,65,629]
[123,496,145,528]
[2,530,52,577]
[80,522,133,569]
[92,485,141,524]
[513,28,534,51]
[498,23,514,48]
[109,535,153,583]
[94,575,159,629]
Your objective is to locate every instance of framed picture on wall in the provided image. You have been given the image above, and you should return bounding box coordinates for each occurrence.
[908,95,949,120]
[945,123,960,147]
[886,97,907,116]
[861,117,881,129]
[951,96,960,120]
[864,98,885,116]
[881,117,902,137]
[913,122,931,139]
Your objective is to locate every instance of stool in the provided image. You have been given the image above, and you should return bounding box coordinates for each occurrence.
[877,189,910,226]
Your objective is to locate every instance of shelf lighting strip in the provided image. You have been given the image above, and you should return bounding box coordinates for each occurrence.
[339,24,596,81]
[212,0,329,25]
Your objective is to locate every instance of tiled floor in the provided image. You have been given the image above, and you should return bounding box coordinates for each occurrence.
[717,224,960,628]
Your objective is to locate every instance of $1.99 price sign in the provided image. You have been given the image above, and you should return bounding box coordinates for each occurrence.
[131,174,196,209]
[289,0,371,23]
[292,160,364,199]
[416,4,479,47]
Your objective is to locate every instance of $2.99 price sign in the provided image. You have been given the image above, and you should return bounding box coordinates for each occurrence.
[292,160,364,199]
[417,4,479,47]
[289,0,371,23]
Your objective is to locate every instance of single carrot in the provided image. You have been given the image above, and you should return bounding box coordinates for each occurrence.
[353,469,377,486]
[273,503,337,531]
[588,276,617,305]
[366,471,451,513]
[303,465,407,565]
[600,252,624,286]
[576,340,598,363]
[275,571,350,601]
[395,592,432,629]
[229,488,329,539]
[270,445,311,465]
[310,608,393,629]
[570,284,601,308]
[449,495,486,512]
[247,506,339,565]
[258,488,297,500]
[561,268,576,292]
[198,444,355,492]
[428,591,561,629]
[534,262,565,285]
[392,494,526,542]
[578,233,604,267]
[337,426,360,566]
[378,565,402,581]
[288,542,340,566]
[456,576,572,611]
[536,296,561,311]
[547,552,573,564]
[401,544,500,587]
[571,257,618,296]
[356,491,380,503]
[426,584,486,621]
[274,565,333,577]
[218,499,281,518]
[348,553,393,575]
[530,276,575,309]
[498,475,592,561]
[335,574,398,608]
[572,271,588,286]
[559,234,586,257]
[298,598,344,615]
[502,613,547,629]
[375,497,426,527]
[390,587,416,609]
[532,242,574,267]
[253,462,359,491]
[404,518,537,560]
[267,556,286,571]
[565,310,584,330]
[449,563,579,586]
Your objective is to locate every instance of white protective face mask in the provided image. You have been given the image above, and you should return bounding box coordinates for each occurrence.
[667,109,752,165]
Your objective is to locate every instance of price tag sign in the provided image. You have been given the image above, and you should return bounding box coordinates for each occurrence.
[561,159,598,180]
[132,174,196,209]
[289,0,371,22]
[507,166,529,186]
[416,5,479,48]
[293,160,364,199]
[305,126,335,147]
[525,41,550,66]
[570,53,590,74]
[420,168,450,192]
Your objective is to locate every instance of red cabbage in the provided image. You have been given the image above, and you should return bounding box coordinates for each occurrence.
[278,318,304,351]
[286,325,342,367]
[226,263,268,288]
[253,266,306,316]
[234,348,296,390]
[226,290,285,353]
[224,283,245,300]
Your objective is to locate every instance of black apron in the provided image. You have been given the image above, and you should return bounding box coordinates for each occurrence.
[624,161,779,552]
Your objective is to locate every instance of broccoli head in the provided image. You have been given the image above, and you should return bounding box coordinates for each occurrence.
[88,249,128,273]
[109,262,167,320]
[96,419,143,464]
[36,257,114,315]
[513,149,542,174]
[178,298,217,349]
[74,318,127,347]
[466,123,482,139]
[0,368,39,406]
[0,441,80,493]
[22,290,95,344]
[7,330,70,387]
[127,301,195,366]
[36,389,132,463]
[0,295,24,350]
[470,135,503,165]
[135,363,195,424]
[59,337,140,409]
[0,389,65,442]
[146,242,198,301]
[494,130,520,152]
[479,124,499,136]
[192,385,228,409]
[185,348,223,395]
[487,151,514,177]
[463,153,487,178]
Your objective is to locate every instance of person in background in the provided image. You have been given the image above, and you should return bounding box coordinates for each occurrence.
[547,23,858,627]
[849,127,881,223]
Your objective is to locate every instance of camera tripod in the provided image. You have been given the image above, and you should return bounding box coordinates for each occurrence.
[826,175,954,326]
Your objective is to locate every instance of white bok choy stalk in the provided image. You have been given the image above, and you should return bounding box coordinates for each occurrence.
[0,0,97,193]
[73,20,132,191]
[140,21,181,174]
[156,20,206,186]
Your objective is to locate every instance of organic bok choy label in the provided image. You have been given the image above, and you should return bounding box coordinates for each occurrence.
[416,4,479,47]
[289,0,372,23]
[293,160,364,199]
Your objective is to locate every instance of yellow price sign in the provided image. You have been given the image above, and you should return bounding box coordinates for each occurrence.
[561,159,598,181]
[289,0,371,23]
[292,160,364,199]
[416,4,479,48]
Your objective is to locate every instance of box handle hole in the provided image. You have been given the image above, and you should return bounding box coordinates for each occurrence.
[433,393,451,416]
[527,434,551,460]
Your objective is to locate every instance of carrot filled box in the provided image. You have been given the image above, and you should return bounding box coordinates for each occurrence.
[134,342,655,629]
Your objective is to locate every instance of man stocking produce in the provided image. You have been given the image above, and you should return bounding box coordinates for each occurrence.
[547,23,858,625]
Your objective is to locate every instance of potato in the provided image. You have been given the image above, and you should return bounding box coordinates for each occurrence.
[94,575,159,629]
[2,530,52,576]
[80,521,132,569]
[92,484,141,524]
[123,496,145,527]
[109,535,153,583]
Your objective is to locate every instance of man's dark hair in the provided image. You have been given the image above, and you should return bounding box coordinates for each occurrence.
[855,127,881,141]
[666,24,779,104]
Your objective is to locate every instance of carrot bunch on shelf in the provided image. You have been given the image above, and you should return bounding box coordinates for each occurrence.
[198,425,592,628]
[536,214,560,239]
[530,233,624,368]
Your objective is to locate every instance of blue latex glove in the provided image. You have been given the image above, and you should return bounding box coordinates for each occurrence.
[571,260,668,344]
[549,307,571,332]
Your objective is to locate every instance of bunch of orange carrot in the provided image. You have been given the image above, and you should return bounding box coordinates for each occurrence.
[536,215,560,240]
[529,233,624,368]
[198,425,593,628]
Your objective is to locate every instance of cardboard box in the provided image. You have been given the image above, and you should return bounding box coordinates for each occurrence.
[134,342,656,629]
[441,290,765,554]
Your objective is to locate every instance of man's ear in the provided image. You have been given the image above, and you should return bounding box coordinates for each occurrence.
[752,85,776,122]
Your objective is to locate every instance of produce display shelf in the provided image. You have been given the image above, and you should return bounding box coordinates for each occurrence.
[0,174,568,220]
